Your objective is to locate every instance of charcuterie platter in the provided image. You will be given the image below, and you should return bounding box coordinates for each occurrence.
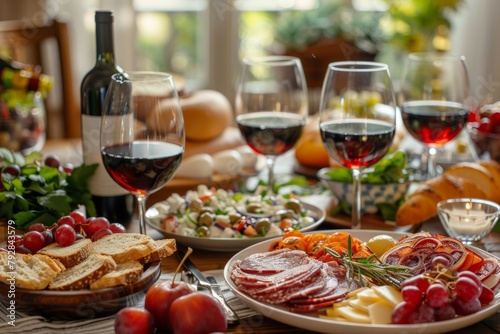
[224,230,500,334]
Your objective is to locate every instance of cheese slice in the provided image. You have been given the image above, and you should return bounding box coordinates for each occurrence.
[368,301,393,324]
[371,285,402,307]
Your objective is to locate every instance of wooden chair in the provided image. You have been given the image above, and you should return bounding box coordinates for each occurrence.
[0,19,79,139]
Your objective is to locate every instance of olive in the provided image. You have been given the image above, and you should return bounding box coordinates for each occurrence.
[285,199,302,214]
[246,203,262,214]
[199,207,214,215]
[275,209,295,220]
[228,213,242,224]
[198,212,214,227]
[189,198,203,212]
[255,218,271,235]
[196,226,210,237]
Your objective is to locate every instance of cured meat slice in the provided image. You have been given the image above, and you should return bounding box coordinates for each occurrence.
[236,248,310,274]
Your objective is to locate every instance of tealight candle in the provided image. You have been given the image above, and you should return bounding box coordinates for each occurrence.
[437,198,500,244]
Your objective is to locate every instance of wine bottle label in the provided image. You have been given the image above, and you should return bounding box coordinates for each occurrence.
[82,114,129,196]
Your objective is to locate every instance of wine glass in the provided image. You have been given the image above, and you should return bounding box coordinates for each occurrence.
[319,62,397,229]
[100,71,185,235]
[399,52,470,180]
[235,56,308,195]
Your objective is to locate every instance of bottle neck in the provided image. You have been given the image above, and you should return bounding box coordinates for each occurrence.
[95,22,115,65]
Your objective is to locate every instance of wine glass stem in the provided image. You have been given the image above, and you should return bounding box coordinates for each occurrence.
[266,156,277,196]
[352,168,362,230]
[427,147,438,179]
[136,194,148,235]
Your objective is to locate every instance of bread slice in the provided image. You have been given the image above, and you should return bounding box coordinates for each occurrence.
[37,238,92,268]
[422,174,463,199]
[48,252,117,291]
[0,252,63,290]
[444,162,496,202]
[136,238,176,265]
[91,233,158,264]
[89,261,143,290]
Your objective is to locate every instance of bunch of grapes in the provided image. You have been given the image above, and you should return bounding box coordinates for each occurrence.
[13,210,126,254]
[392,256,495,324]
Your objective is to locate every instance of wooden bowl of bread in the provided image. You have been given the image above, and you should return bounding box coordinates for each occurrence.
[0,233,175,320]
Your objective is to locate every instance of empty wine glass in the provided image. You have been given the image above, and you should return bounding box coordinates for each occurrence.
[319,62,397,229]
[399,52,470,180]
[235,56,308,195]
[100,71,185,235]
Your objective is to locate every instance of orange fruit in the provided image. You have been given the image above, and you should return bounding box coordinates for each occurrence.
[294,130,330,168]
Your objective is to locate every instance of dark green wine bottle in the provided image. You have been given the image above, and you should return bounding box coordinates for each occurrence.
[80,10,133,224]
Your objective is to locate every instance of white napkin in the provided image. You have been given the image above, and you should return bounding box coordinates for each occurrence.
[0,270,259,333]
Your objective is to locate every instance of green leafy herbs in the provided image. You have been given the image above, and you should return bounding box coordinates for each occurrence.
[324,151,412,185]
[0,149,98,229]
[325,236,412,289]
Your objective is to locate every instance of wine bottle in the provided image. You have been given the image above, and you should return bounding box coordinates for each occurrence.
[80,10,133,224]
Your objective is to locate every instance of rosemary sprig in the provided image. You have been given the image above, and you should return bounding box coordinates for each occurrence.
[325,236,413,290]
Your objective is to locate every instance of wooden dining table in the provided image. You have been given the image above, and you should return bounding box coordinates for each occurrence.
[2,139,500,333]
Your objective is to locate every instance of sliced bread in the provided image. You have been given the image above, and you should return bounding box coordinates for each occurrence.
[444,162,496,202]
[0,252,64,290]
[48,252,117,291]
[92,233,158,264]
[89,261,143,290]
[136,238,176,265]
[37,238,92,268]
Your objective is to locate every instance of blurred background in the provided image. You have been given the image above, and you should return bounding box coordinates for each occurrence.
[1,0,499,139]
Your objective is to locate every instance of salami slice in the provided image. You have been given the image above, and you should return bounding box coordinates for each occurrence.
[237,248,310,274]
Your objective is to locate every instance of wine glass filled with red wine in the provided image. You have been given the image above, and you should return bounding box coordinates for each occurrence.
[235,56,308,195]
[319,62,397,229]
[100,72,185,234]
[399,52,470,180]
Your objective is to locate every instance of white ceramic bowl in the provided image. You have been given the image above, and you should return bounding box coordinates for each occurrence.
[317,168,412,215]
[437,198,500,244]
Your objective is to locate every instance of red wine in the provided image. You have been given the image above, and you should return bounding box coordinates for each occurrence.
[236,112,305,156]
[320,120,395,169]
[402,101,469,146]
[101,141,183,196]
[80,11,133,223]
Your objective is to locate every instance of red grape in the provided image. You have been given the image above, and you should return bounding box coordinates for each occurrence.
[40,230,53,246]
[434,303,456,321]
[69,211,86,225]
[27,223,46,233]
[57,215,76,230]
[23,231,45,253]
[91,228,113,242]
[109,223,126,234]
[55,224,76,247]
[401,285,423,306]
[454,276,482,301]
[401,274,430,293]
[15,246,33,254]
[479,285,495,306]
[89,217,110,234]
[62,163,74,174]
[391,302,416,324]
[13,234,23,246]
[426,283,449,308]
[408,302,435,324]
[453,297,481,316]
[430,255,451,270]
[457,270,482,289]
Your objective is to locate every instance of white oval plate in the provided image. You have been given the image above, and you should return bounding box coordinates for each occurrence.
[145,202,325,252]
[223,230,500,334]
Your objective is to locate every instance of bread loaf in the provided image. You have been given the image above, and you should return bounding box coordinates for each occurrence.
[443,162,497,202]
[395,161,498,226]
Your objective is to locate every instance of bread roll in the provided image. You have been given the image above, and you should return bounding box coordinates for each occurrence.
[395,189,442,226]
[477,160,500,203]
[443,162,497,202]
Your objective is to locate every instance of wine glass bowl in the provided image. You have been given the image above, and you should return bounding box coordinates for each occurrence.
[318,61,397,229]
[235,56,308,194]
[101,71,185,234]
[399,52,470,179]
